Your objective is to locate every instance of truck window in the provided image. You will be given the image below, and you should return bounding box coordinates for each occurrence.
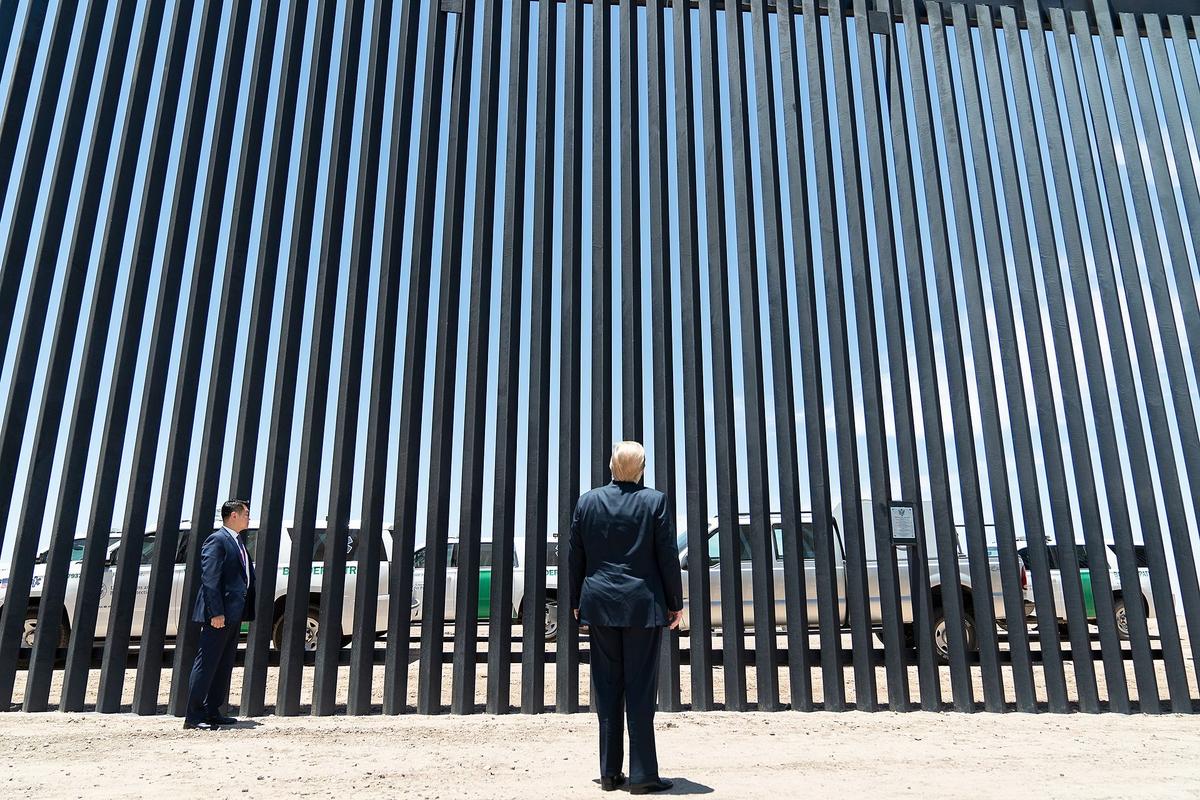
[459,542,500,568]
[105,538,157,567]
[175,531,194,564]
[1047,544,1087,569]
[772,523,817,560]
[1042,544,1090,570]
[469,543,517,568]
[1017,545,1062,571]
[34,538,92,565]
[174,529,257,564]
[705,527,752,566]
[140,535,156,566]
[309,527,384,563]
[243,529,258,560]
[413,543,454,569]
[312,528,357,561]
[475,542,521,569]
[232,528,257,562]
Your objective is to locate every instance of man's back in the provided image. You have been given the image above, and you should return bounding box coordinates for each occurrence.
[569,481,683,628]
[572,443,681,793]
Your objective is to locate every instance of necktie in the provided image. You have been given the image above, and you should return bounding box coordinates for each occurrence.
[232,532,249,583]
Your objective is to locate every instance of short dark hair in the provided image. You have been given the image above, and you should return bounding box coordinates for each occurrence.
[221,499,250,521]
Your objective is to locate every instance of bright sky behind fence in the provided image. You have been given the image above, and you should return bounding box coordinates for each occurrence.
[1,1,1199,608]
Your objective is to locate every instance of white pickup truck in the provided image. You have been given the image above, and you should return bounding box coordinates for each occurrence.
[1016,542,1161,640]
[678,502,1023,662]
[1,520,414,653]
[411,535,561,640]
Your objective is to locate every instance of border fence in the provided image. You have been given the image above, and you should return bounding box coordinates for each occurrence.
[0,0,1199,716]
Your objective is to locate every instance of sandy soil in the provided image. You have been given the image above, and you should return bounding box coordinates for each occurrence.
[2,707,1199,799]
[4,620,1198,798]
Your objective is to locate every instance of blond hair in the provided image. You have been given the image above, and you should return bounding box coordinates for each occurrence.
[609,441,646,482]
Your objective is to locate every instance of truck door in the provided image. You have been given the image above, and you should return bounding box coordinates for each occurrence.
[1074,545,1096,619]
[342,527,359,640]
[477,543,493,619]
[378,529,393,632]
[444,543,459,621]
[1043,545,1067,621]
[95,541,120,637]
[130,534,157,639]
[354,527,402,640]
[833,520,847,625]
[772,522,822,630]
[239,528,260,637]
[705,527,754,627]
[767,523,794,628]
[168,529,192,637]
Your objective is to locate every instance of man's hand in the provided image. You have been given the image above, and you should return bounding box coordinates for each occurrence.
[573,609,579,621]
[210,615,226,629]
[667,609,683,630]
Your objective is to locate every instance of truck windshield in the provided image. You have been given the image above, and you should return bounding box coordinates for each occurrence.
[697,520,823,566]
[33,539,89,565]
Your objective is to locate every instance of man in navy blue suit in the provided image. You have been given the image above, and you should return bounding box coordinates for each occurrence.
[570,442,684,795]
[184,499,256,730]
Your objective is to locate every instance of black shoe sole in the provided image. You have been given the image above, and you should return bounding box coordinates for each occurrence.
[600,774,626,792]
[630,784,672,795]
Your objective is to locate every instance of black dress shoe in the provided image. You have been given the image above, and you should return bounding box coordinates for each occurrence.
[600,773,626,791]
[183,720,219,731]
[207,715,239,726]
[630,778,673,795]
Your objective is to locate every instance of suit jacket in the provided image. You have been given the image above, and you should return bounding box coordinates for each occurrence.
[569,481,684,628]
[191,528,256,624]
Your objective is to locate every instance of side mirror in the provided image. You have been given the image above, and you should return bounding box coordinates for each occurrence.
[679,552,688,571]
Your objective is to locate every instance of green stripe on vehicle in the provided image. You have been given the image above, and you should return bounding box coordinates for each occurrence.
[478,568,491,620]
[1081,569,1096,619]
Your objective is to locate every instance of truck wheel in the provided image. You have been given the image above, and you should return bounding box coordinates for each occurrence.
[23,608,68,650]
[544,600,558,642]
[932,608,976,664]
[272,607,321,652]
[1113,598,1130,640]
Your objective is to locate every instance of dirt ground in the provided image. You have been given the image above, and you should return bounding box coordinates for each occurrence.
[4,621,1199,798]
[2,707,1199,799]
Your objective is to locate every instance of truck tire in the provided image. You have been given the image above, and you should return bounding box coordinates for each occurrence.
[272,606,321,652]
[544,600,558,642]
[23,607,68,650]
[1113,598,1129,640]
[932,607,976,665]
[516,599,560,641]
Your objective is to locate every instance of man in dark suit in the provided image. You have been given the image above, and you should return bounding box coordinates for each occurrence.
[184,499,256,730]
[570,441,684,795]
